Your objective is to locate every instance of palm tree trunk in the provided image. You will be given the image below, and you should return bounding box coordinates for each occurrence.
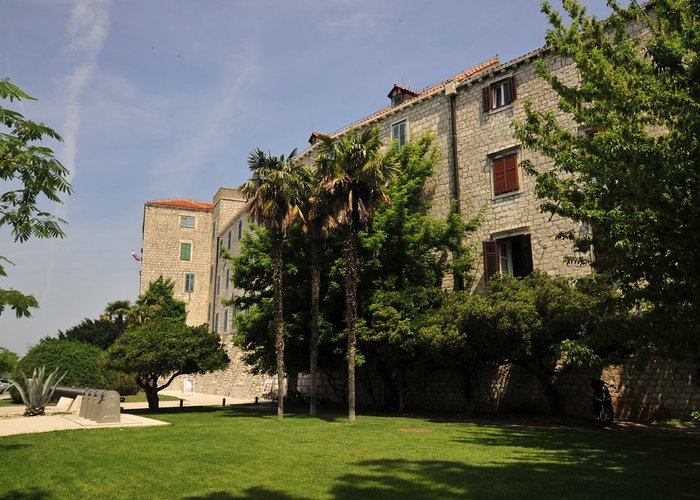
[309,236,320,416]
[271,235,285,420]
[342,225,358,423]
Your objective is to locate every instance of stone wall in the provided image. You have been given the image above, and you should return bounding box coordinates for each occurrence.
[296,359,700,421]
[167,338,272,400]
[141,203,213,326]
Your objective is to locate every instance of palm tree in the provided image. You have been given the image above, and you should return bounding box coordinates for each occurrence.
[299,169,335,417]
[315,126,399,422]
[241,148,307,420]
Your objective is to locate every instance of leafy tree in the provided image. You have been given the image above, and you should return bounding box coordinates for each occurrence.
[240,148,308,419]
[513,0,700,357]
[419,292,497,412]
[358,135,480,411]
[106,318,229,410]
[10,338,105,402]
[315,126,399,422]
[128,277,185,326]
[57,318,121,350]
[0,346,18,374]
[299,166,336,416]
[484,271,603,415]
[0,79,72,318]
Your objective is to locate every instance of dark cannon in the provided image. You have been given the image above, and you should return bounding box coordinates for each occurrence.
[54,385,121,424]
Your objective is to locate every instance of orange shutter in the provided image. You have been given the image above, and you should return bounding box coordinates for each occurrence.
[482,86,491,112]
[482,240,499,285]
[504,153,519,192]
[492,157,507,195]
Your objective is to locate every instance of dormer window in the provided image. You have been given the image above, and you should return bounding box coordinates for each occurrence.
[388,84,418,107]
[308,131,322,145]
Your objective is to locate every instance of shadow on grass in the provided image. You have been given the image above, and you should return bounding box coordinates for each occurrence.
[330,455,700,500]
[0,487,51,499]
[184,487,299,499]
[0,443,31,451]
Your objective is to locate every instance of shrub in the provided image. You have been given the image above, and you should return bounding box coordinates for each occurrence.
[691,411,700,424]
[10,338,105,403]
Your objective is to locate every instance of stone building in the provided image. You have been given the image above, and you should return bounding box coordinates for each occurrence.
[140,188,269,399]
[139,16,700,419]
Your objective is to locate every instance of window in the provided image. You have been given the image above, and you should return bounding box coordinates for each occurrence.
[216,274,221,294]
[184,273,195,293]
[210,265,213,283]
[482,234,533,285]
[391,119,407,147]
[180,215,195,228]
[482,76,517,112]
[223,308,228,333]
[208,303,212,323]
[212,221,217,239]
[227,230,231,251]
[238,220,243,240]
[214,312,219,333]
[225,268,230,290]
[491,152,519,196]
[180,242,192,261]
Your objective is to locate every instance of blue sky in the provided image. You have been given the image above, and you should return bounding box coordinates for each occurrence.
[0,0,613,355]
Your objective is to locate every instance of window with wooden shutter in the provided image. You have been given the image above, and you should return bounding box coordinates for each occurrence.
[483,77,517,112]
[492,152,519,195]
[482,240,499,285]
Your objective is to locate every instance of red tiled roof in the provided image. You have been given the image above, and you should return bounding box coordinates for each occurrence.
[388,84,419,98]
[328,57,500,139]
[146,198,213,211]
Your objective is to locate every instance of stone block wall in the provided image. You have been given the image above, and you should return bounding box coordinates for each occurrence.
[296,359,700,421]
[141,203,213,326]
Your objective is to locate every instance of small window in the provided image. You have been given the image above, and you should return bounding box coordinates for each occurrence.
[491,152,520,196]
[180,216,195,228]
[483,234,533,285]
[210,265,213,283]
[184,273,195,293]
[238,220,243,240]
[180,242,192,261]
[212,221,217,239]
[391,120,407,147]
[216,274,221,294]
[225,268,230,290]
[482,76,517,112]
[223,308,228,333]
[214,313,219,333]
[208,303,212,323]
[227,230,232,251]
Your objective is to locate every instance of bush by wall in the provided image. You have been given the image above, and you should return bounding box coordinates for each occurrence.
[10,338,105,403]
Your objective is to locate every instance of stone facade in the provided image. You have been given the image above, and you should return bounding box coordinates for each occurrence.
[140,199,214,326]
[141,191,269,398]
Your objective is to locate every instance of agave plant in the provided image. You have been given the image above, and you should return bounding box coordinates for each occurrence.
[9,366,67,416]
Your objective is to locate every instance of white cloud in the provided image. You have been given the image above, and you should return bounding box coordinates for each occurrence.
[61,0,110,184]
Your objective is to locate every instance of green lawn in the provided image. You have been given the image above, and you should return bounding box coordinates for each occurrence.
[0,405,697,499]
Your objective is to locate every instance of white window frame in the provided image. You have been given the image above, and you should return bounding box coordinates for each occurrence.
[184,273,195,293]
[391,119,408,147]
[180,215,195,228]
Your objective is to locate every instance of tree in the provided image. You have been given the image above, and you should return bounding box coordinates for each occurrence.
[358,134,480,412]
[299,167,336,416]
[315,125,399,422]
[0,79,72,318]
[512,1,700,357]
[57,318,121,350]
[485,271,602,415]
[106,318,229,410]
[240,148,308,419]
[10,338,105,402]
[127,277,185,327]
[0,346,18,374]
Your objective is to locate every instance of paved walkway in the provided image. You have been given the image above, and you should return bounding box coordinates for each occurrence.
[0,390,251,437]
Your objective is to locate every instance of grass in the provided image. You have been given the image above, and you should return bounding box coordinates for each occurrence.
[0,404,698,499]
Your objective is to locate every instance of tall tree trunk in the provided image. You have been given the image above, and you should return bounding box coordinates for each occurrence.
[342,225,358,423]
[141,375,160,411]
[309,236,320,416]
[271,236,285,420]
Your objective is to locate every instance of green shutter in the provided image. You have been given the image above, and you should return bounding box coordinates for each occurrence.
[180,242,192,261]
